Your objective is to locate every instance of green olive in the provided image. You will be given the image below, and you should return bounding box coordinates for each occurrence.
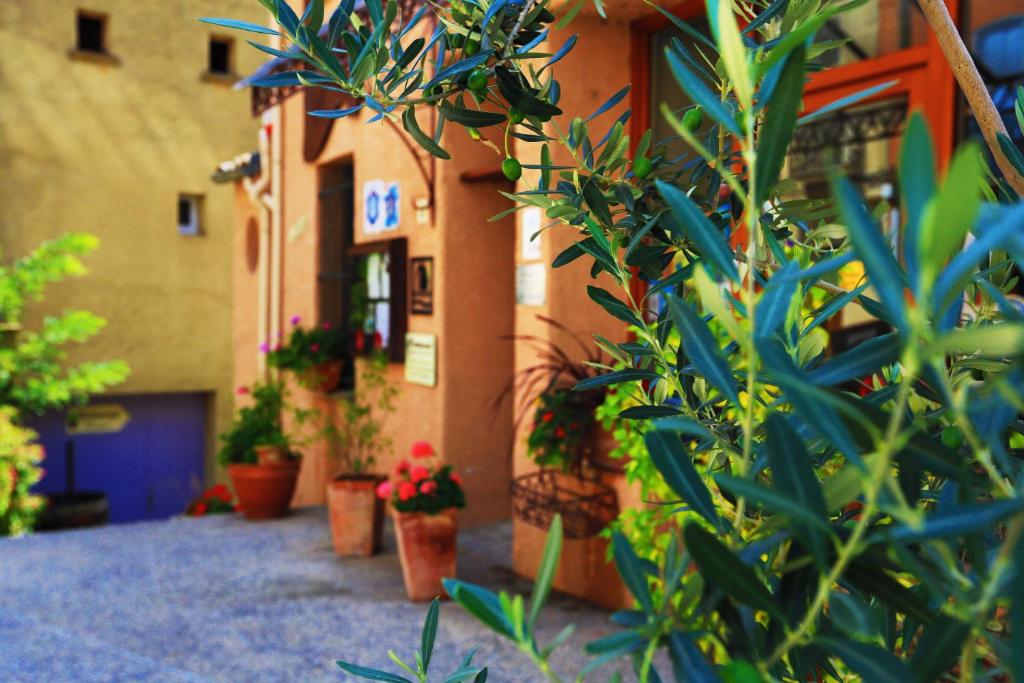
[467,68,489,94]
[941,426,964,449]
[501,157,523,181]
[509,107,525,125]
[448,33,465,49]
[683,106,704,132]
[633,156,653,179]
[464,39,480,56]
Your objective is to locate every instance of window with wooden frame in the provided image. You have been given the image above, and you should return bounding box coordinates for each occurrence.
[207,36,234,76]
[347,239,408,363]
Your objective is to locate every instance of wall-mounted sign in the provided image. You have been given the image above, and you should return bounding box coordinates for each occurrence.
[363,179,400,234]
[410,256,434,315]
[67,404,130,435]
[404,333,437,387]
[521,206,543,261]
[516,263,547,306]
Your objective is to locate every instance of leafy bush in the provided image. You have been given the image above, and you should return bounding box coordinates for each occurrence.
[207,0,1024,679]
[0,233,129,415]
[315,350,398,474]
[0,408,45,536]
[218,381,290,464]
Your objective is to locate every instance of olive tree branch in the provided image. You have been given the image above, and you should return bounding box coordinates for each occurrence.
[917,0,1024,196]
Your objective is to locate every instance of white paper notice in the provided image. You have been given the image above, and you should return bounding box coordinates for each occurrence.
[521,206,543,261]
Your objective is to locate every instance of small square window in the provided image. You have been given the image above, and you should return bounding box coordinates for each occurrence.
[178,195,203,236]
[208,37,233,76]
[76,11,107,53]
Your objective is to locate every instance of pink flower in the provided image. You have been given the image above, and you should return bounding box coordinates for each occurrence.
[375,481,393,500]
[310,343,320,352]
[411,441,435,458]
[273,343,282,352]
[410,465,430,483]
[236,386,250,396]
[290,315,301,326]
[419,480,437,495]
[450,472,463,486]
[395,459,411,474]
[322,322,331,330]
[398,481,417,501]
[259,342,269,353]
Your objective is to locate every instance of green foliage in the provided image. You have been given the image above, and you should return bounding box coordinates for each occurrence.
[336,597,488,682]
[525,388,594,471]
[0,408,45,536]
[294,351,398,474]
[213,0,1024,679]
[266,317,349,373]
[218,380,289,465]
[0,234,129,415]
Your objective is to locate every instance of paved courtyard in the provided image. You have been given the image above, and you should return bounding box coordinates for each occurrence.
[0,508,623,682]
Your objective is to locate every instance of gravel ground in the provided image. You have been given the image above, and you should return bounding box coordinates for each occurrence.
[0,508,626,682]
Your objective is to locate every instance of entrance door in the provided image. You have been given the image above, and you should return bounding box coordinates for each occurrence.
[30,393,207,523]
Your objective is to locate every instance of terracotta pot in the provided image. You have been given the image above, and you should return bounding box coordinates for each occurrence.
[327,474,386,556]
[255,444,289,465]
[302,359,343,393]
[393,508,458,602]
[228,460,299,520]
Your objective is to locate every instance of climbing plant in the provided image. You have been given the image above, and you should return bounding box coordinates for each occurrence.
[206,0,1024,680]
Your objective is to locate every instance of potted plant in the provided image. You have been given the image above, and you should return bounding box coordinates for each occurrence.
[319,352,399,556]
[376,442,465,601]
[266,315,351,393]
[218,380,299,520]
[185,483,237,517]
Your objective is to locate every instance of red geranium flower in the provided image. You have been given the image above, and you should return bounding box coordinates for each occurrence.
[419,480,437,495]
[194,502,208,516]
[410,440,435,458]
[410,465,430,483]
[376,481,393,500]
[450,472,463,486]
[542,411,554,422]
[395,459,411,474]
[398,481,417,501]
[554,427,566,438]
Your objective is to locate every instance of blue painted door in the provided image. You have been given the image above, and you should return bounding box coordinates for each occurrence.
[30,393,207,523]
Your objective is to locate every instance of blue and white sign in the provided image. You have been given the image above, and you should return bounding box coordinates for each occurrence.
[363,179,400,234]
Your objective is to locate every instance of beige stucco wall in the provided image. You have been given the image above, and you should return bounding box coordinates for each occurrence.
[0,0,265,478]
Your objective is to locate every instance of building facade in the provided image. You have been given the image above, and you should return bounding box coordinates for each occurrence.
[224,0,1023,598]
[0,1,266,521]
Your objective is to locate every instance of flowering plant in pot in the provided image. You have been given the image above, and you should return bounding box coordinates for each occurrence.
[376,441,465,601]
[185,484,237,517]
[317,351,399,556]
[266,315,351,392]
[218,380,299,520]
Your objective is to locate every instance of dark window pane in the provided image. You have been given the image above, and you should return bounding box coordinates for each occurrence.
[178,197,192,227]
[209,39,231,74]
[77,13,105,53]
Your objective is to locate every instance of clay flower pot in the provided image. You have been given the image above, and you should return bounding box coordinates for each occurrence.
[393,508,458,602]
[228,460,299,520]
[302,359,343,393]
[327,474,386,556]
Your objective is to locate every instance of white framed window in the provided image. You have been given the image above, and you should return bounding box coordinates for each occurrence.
[177,194,203,236]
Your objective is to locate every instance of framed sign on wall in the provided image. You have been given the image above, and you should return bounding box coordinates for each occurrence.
[410,256,433,315]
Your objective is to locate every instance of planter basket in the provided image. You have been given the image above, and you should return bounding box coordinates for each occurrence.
[511,469,618,539]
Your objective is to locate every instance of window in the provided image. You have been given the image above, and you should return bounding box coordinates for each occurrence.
[76,11,107,53]
[348,239,408,363]
[177,195,203,236]
[208,37,233,76]
[815,0,928,68]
